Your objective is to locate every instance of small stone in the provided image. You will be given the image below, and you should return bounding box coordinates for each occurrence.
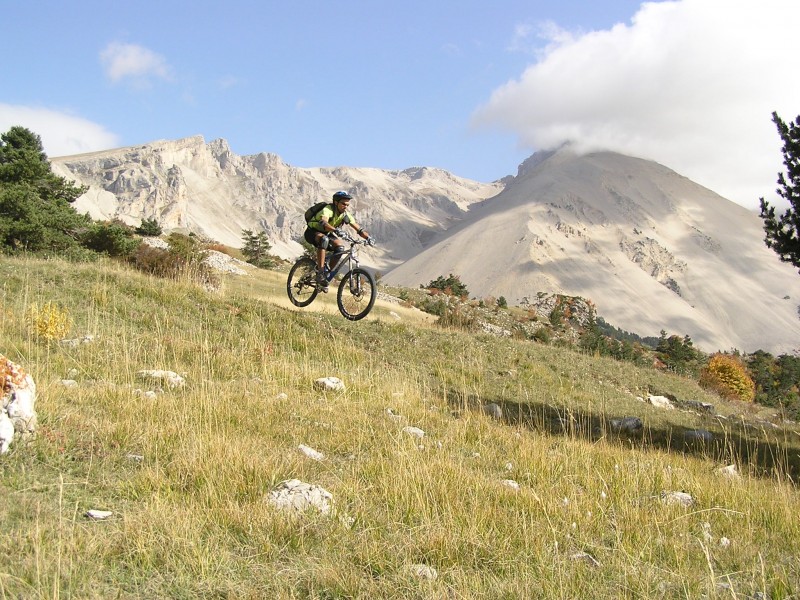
[501,479,520,491]
[402,426,425,439]
[716,464,740,479]
[483,403,503,420]
[298,444,325,461]
[648,395,675,410]
[719,537,731,548]
[409,564,438,580]
[313,377,345,392]
[610,416,643,434]
[85,509,113,520]
[276,393,289,401]
[60,379,78,388]
[136,370,185,389]
[662,491,695,507]
[267,479,333,516]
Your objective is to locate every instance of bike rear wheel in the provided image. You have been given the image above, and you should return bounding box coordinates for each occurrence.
[337,268,376,320]
[287,258,319,307]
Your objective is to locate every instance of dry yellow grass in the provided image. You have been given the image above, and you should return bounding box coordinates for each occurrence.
[0,256,798,598]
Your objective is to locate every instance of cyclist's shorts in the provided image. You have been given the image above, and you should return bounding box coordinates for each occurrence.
[304,228,324,248]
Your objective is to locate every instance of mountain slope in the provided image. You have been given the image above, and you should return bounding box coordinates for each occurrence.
[383,148,800,353]
[50,136,503,269]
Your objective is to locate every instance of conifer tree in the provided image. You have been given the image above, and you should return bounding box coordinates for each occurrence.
[760,112,800,272]
[0,126,89,252]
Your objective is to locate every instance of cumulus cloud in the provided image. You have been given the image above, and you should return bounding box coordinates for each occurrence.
[0,104,119,157]
[100,42,172,86]
[473,0,800,209]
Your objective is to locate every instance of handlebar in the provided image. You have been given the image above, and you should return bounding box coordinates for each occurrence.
[328,230,374,246]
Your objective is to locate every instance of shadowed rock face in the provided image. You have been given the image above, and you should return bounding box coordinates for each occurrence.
[53,139,800,353]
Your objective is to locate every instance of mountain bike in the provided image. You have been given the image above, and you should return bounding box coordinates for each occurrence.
[286,231,377,321]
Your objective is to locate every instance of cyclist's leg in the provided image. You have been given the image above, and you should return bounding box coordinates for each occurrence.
[328,238,346,270]
[304,229,329,290]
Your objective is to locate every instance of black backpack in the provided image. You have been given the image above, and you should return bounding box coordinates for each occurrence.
[304,202,331,224]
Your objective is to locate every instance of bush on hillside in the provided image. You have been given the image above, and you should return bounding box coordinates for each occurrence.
[699,353,756,402]
[80,220,141,257]
[135,218,163,237]
[426,273,470,299]
[129,233,217,288]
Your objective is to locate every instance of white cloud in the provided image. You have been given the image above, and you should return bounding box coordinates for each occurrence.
[100,42,172,85]
[0,104,119,157]
[473,0,800,209]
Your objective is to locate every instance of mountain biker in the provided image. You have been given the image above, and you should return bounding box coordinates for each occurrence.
[304,191,373,292]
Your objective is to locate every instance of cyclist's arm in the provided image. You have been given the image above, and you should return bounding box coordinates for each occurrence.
[348,219,370,239]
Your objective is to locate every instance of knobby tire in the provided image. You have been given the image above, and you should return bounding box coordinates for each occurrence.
[337,268,376,321]
[287,257,319,307]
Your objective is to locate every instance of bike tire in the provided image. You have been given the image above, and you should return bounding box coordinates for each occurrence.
[287,258,319,307]
[337,268,376,321]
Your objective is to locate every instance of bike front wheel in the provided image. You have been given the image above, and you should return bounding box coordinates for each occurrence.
[287,258,319,307]
[337,268,376,321]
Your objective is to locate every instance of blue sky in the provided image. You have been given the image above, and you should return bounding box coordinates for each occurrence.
[2,0,798,209]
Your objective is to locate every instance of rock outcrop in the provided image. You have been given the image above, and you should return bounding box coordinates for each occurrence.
[51,136,503,270]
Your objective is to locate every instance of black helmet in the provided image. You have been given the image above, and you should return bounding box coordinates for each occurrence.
[332,191,352,201]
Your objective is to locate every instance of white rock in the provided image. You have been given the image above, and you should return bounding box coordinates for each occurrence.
[719,537,731,548]
[501,479,520,491]
[276,393,289,401]
[409,564,438,580]
[298,444,325,461]
[268,479,333,515]
[648,395,675,410]
[716,464,741,480]
[136,370,185,388]
[60,379,78,388]
[662,491,695,507]
[84,509,113,520]
[402,426,425,439]
[4,370,37,433]
[0,411,14,454]
[313,377,345,392]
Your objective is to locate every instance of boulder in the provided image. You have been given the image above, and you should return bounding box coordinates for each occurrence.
[1,355,38,453]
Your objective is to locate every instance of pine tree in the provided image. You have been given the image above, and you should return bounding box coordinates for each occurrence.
[760,112,800,272]
[0,126,89,252]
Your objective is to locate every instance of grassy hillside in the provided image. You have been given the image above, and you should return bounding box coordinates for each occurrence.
[1,256,799,599]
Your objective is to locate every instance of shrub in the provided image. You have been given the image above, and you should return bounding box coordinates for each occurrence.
[129,234,217,288]
[427,274,469,299]
[80,220,140,257]
[26,302,71,342]
[134,218,163,237]
[699,353,756,402]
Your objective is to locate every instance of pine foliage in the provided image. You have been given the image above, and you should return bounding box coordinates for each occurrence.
[760,111,800,271]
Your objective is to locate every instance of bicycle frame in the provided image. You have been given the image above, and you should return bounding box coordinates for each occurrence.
[322,232,363,282]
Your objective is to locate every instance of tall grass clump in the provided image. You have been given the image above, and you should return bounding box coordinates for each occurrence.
[0,255,799,598]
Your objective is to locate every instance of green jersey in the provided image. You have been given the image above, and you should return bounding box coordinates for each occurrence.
[309,205,351,232]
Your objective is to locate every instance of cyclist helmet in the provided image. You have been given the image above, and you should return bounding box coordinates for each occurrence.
[332,191,353,202]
